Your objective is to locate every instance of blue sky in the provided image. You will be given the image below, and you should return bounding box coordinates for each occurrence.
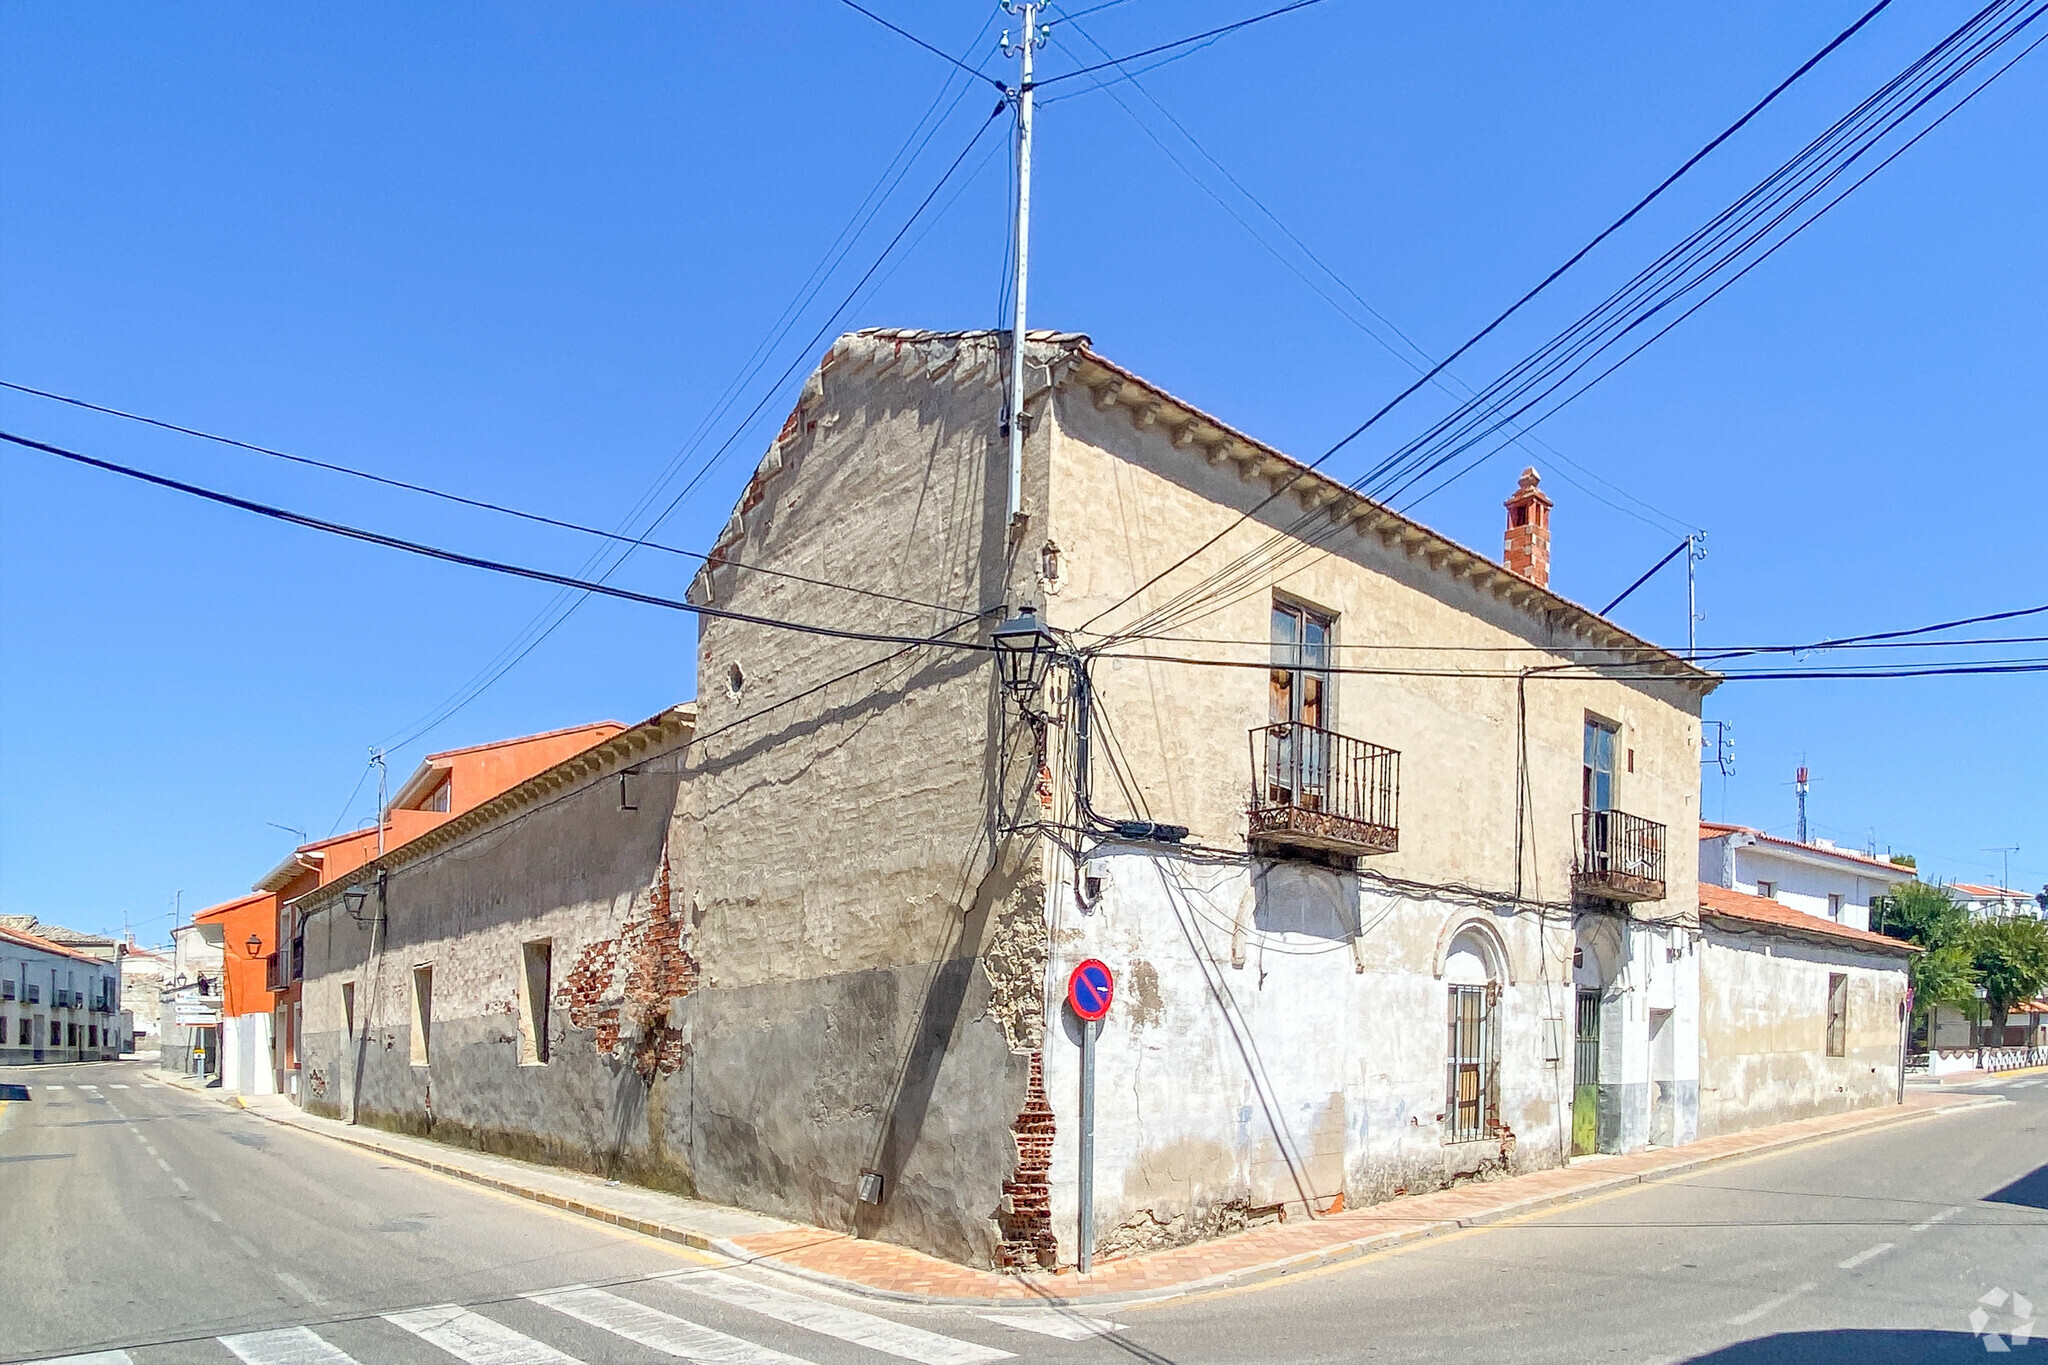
[3,2,2042,942]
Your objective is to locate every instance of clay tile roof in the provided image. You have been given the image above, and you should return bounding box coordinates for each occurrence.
[1697,821,1915,876]
[1699,883,1920,957]
[0,922,105,965]
[1950,882,2027,899]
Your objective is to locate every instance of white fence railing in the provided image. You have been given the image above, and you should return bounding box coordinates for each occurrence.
[1907,1046,2048,1076]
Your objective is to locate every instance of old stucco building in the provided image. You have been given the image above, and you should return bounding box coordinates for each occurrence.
[296,328,1729,1270]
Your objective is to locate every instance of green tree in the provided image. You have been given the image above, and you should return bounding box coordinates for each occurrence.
[1874,882,1976,1026]
[1967,915,2048,1036]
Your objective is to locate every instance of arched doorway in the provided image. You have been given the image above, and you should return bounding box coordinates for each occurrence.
[1443,924,1505,1145]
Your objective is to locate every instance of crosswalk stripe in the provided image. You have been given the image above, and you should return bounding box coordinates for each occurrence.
[973,1311,1125,1341]
[656,1270,1012,1365]
[385,1305,583,1365]
[16,1353,131,1365]
[2008,1078,2041,1089]
[110,1084,129,1089]
[529,1284,816,1365]
[221,1326,364,1365]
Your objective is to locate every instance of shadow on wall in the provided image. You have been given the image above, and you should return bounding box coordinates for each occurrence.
[1680,1330,2043,1361]
[1987,1163,2048,1210]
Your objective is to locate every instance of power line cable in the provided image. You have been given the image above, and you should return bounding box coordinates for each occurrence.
[1076,0,1896,636]
[1033,0,1336,89]
[833,0,1009,92]
[1,429,997,655]
[0,380,965,616]
[1101,0,2034,646]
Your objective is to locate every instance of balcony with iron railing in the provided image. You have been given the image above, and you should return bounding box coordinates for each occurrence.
[1248,721,1400,858]
[1573,808,1667,904]
[265,951,286,993]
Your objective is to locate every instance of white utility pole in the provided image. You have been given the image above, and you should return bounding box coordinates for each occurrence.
[1685,532,1705,660]
[1003,3,1046,528]
[371,747,388,855]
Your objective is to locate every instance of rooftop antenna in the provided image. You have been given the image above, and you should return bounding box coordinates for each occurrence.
[1795,765,1810,843]
[1984,845,2019,893]
[1001,1,1049,531]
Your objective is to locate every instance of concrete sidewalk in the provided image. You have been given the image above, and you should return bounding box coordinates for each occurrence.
[183,1075,1998,1308]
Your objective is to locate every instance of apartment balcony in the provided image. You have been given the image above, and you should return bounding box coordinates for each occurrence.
[1248,721,1400,858]
[1574,808,1668,904]
[265,951,286,993]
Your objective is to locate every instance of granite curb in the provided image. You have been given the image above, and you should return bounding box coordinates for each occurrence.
[181,1074,2001,1310]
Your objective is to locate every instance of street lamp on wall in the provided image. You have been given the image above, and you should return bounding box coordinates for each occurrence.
[342,885,370,920]
[244,934,263,959]
[991,605,1058,705]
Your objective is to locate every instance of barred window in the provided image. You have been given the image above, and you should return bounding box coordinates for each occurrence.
[1446,982,1501,1142]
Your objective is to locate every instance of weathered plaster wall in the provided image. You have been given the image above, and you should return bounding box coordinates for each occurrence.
[674,331,1057,1266]
[1038,849,1575,1263]
[296,726,694,1189]
[1039,376,1706,927]
[1697,929,1907,1136]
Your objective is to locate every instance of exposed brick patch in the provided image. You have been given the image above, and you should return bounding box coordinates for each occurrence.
[996,1051,1058,1270]
[562,934,623,1056]
[624,854,696,1082]
[558,850,697,1081]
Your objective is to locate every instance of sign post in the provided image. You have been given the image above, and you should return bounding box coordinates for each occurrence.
[1066,959,1114,1274]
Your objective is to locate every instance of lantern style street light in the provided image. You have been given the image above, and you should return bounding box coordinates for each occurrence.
[244,933,263,959]
[991,605,1059,702]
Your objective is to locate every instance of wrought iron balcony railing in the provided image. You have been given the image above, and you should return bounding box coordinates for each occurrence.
[1248,721,1400,858]
[265,951,286,993]
[1573,808,1668,904]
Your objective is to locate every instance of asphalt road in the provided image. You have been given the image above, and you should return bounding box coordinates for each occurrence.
[2,1059,2043,1365]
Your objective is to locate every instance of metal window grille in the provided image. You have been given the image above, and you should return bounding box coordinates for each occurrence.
[1445,983,1500,1142]
[1825,972,1848,1057]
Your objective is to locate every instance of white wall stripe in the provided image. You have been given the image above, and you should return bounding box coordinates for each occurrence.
[385,1305,583,1365]
[529,1285,815,1365]
[973,1312,1126,1341]
[655,1270,1012,1365]
[222,1326,365,1365]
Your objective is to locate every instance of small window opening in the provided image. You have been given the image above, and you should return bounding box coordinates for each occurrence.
[425,779,451,813]
[618,770,639,812]
[1825,972,1848,1057]
[410,965,433,1066]
[1757,880,1776,900]
[1828,893,1843,921]
[518,940,552,1066]
[725,662,745,701]
[342,981,356,1040]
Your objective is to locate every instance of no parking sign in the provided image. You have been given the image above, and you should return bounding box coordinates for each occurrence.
[1067,958,1114,1021]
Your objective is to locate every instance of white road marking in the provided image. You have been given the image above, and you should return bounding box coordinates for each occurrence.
[1910,1205,1964,1233]
[78,1084,98,1091]
[222,1326,362,1365]
[16,1353,132,1365]
[530,1284,816,1365]
[196,1204,225,1223]
[109,1084,129,1090]
[45,1085,65,1091]
[1727,1282,1816,1327]
[275,1273,328,1306]
[973,1311,1126,1341]
[229,1235,262,1258]
[1838,1243,1894,1269]
[172,1176,191,1193]
[2007,1078,2040,1089]
[154,1157,172,1172]
[656,1269,1012,1364]
[386,1305,586,1365]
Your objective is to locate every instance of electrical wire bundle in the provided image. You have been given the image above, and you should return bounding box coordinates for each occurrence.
[1087,0,2048,649]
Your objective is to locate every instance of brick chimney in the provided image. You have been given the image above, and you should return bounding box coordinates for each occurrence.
[1503,467,1552,587]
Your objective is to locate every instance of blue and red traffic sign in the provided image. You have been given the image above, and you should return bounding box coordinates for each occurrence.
[1067,958,1115,1021]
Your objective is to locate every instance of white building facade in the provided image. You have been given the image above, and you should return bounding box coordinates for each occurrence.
[1698,823,1913,933]
[0,924,124,1065]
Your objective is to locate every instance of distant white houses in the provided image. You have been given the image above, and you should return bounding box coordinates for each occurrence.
[1698,822,1915,933]
[1948,882,2044,921]
[0,921,125,1064]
